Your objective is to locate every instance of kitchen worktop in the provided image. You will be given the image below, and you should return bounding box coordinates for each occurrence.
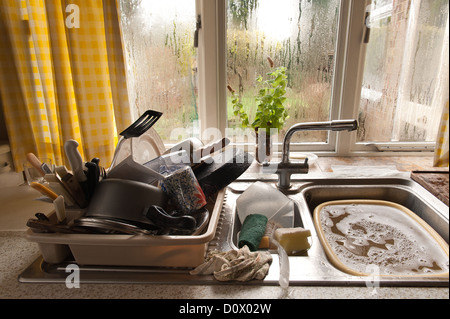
[0,156,448,299]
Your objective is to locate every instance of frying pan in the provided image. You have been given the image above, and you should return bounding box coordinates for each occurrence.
[193,147,254,197]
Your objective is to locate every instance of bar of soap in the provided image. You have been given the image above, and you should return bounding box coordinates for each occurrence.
[274,227,311,252]
[238,214,268,251]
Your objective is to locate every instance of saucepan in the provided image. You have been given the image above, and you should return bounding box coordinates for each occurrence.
[79,178,209,235]
[84,179,168,229]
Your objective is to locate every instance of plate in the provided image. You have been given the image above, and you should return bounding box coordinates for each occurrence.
[236,181,294,227]
[111,128,166,169]
[132,128,166,164]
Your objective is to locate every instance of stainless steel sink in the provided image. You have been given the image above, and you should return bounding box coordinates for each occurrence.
[218,175,449,287]
[299,178,449,242]
[19,175,449,287]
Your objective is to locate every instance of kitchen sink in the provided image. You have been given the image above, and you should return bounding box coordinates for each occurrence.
[218,175,449,287]
[19,175,449,287]
[300,181,449,244]
[228,188,306,250]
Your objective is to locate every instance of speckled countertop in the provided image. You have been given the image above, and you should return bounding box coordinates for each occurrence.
[0,156,448,299]
[1,231,448,299]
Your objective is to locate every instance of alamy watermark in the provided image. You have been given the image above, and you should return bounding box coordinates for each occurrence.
[63,262,383,290]
[365,264,381,296]
[65,4,80,29]
[65,264,80,288]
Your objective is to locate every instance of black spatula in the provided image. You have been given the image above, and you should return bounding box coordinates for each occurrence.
[120,110,163,138]
[110,110,163,168]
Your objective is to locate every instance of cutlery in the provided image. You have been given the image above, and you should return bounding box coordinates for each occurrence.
[30,182,59,200]
[143,137,230,172]
[26,153,52,176]
[53,195,66,224]
[64,140,86,183]
[43,173,76,206]
[192,137,230,163]
[55,166,87,208]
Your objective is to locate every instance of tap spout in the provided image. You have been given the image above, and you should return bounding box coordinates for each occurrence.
[281,120,358,163]
[273,119,358,189]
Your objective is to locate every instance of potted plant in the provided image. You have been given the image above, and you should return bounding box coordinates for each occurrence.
[228,57,289,164]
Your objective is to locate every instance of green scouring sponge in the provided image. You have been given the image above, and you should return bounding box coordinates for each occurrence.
[238,214,268,251]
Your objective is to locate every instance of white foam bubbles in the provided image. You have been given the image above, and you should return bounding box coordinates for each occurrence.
[319,203,449,276]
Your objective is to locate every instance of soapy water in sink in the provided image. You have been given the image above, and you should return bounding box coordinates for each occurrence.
[319,204,449,276]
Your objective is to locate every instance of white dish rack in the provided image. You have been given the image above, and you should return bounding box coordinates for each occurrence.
[26,189,225,268]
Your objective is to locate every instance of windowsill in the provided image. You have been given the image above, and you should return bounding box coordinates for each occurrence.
[245,154,440,174]
[312,155,438,173]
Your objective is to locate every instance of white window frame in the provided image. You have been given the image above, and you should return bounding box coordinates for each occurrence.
[196,0,440,156]
[351,0,449,156]
[196,0,227,137]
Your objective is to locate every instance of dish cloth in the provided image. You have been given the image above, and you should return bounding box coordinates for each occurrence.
[190,246,272,282]
[238,214,268,251]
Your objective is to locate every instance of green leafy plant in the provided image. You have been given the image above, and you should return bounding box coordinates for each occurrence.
[229,61,289,134]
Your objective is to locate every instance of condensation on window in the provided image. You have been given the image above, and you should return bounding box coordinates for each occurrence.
[226,0,340,143]
[119,0,197,143]
[358,0,449,143]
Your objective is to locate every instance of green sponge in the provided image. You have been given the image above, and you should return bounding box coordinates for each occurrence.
[238,214,268,251]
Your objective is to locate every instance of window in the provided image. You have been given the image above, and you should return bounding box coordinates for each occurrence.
[119,0,449,154]
[356,0,449,152]
[119,0,198,143]
[226,0,341,146]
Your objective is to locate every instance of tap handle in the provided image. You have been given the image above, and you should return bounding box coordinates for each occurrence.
[330,119,358,131]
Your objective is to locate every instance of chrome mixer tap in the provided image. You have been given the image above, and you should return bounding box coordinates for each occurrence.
[265,120,358,189]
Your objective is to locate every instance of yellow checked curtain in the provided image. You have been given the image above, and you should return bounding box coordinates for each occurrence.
[0,0,131,171]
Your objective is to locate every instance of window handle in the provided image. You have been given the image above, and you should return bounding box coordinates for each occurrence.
[364,11,371,43]
[194,15,202,48]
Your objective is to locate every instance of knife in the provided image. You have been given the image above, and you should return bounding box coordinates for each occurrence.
[26,153,46,176]
[188,137,230,171]
[43,173,76,206]
[30,182,59,201]
[144,137,230,168]
[55,166,88,208]
[84,161,98,201]
[64,140,87,183]
[142,137,230,180]
[192,137,230,164]
[90,158,101,184]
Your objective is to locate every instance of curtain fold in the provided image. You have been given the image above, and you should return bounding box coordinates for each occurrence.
[434,99,449,168]
[0,0,131,171]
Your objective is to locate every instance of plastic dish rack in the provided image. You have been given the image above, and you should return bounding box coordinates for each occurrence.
[26,189,225,268]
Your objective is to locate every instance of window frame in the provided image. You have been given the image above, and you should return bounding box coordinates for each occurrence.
[194,0,441,156]
[350,0,448,156]
[196,0,227,137]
